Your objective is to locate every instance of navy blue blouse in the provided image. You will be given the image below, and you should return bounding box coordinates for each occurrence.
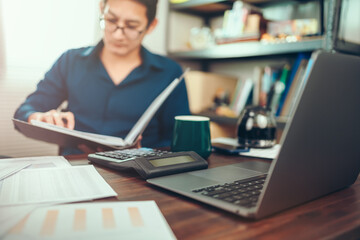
[14,41,190,151]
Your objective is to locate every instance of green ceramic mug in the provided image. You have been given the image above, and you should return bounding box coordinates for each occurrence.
[171,115,211,159]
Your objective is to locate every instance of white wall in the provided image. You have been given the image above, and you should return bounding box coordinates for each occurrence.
[2,0,100,74]
[339,0,360,44]
[0,0,4,71]
[142,0,168,55]
[0,0,101,157]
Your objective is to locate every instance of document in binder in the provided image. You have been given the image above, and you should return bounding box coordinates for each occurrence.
[13,70,189,150]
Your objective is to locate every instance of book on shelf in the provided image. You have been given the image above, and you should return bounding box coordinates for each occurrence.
[259,65,283,107]
[276,52,312,116]
[230,78,253,115]
[248,55,313,116]
[268,64,290,113]
[231,58,313,117]
[13,70,188,150]
[280,59,309,117]
[259,66,271,107]
[252,66,264,106]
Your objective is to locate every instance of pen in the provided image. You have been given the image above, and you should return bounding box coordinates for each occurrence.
[56,109,68,125]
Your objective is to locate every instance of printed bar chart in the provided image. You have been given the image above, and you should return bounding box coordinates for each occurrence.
[73,209,86,231]
[102,208,116,229]
[8,214,29,234]
[5,201,175,240]
[40,210,59,236]
[128,207,144,227]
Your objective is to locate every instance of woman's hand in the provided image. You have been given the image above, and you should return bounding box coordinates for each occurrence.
[28,110,75,129]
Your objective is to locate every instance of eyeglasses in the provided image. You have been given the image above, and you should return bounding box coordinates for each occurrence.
[99,17,145,40]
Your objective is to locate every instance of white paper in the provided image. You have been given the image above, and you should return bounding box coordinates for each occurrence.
[0,156,71,238]
[212,137,280,159]
[2,201,176,240]
[124,68,188,144]
[0,205,42,239]
[0,156,71,169]
[0,162,31,181]
[212,137,239,146]
[240,144,281,159]
[0,165,117,206]
[30,120,126,147]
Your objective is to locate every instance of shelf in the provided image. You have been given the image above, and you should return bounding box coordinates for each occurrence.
[170,0,233,10]
[198,110,288,129]
[198,110,238,126]
[170,0,292,11]
[169,0,287,16]
[168,38,324,60]
[170,1,233,16]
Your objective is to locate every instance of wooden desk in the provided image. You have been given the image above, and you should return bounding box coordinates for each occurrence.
[67,153,360,240]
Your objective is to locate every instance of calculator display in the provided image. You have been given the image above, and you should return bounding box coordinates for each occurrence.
[88,149,208,179]
[149,155,195,167]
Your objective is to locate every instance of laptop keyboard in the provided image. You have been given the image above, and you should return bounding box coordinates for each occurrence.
[192,175,267,208]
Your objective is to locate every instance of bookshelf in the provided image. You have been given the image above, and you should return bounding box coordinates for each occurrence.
[168,37,324,59]
[167,0,338,137]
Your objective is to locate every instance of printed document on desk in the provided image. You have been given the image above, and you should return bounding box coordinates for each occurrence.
[0,165,117,206]
[12,69,189,150]
[0,156,71,169]
[2,201,176,240]
[0,156,71,238]
[0,204,41,239]
[0,162,30,181]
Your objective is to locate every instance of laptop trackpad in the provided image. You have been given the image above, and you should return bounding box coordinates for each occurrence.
[147,162,271,191]
[189,163,266,183]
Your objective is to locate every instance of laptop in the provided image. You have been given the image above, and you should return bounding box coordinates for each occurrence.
[147,51,360,219]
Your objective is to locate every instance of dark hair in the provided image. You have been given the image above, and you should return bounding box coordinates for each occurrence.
[103,0,158,26]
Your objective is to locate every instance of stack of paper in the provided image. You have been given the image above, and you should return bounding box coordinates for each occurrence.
[0,165,117,206]
[0,156,117,238]
[0,157,176,240]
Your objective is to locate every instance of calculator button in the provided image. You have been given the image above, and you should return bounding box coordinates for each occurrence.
[93,148,174,164]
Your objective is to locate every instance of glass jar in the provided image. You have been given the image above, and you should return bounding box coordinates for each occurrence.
[237,106,277,148]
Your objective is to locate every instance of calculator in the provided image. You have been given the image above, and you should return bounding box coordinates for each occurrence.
[88,148,208,179]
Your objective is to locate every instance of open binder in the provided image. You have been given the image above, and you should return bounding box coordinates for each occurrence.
[13,69,189,150]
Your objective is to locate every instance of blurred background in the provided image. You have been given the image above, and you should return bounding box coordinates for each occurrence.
[1,0,359,157]
[0,0,168,157]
